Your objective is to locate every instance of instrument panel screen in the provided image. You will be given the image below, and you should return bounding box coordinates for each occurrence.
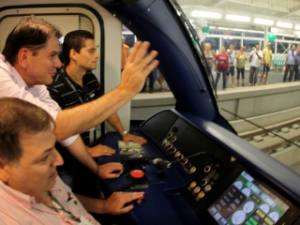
[208,171,289,225]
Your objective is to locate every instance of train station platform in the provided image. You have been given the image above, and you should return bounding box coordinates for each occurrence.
[132,80,300,176]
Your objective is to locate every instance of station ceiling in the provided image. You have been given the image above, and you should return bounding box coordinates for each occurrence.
[177,0,300,30]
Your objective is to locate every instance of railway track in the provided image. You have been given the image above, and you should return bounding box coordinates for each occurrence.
[234,119,300,174]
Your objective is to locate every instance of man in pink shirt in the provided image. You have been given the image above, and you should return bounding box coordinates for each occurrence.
[0,16,156,213]
[0,98,143,224]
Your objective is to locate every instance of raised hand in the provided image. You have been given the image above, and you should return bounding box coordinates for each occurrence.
[120,41,159,95]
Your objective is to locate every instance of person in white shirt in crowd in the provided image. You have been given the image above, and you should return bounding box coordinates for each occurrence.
[249,43,262,86]
[227,44,236,88]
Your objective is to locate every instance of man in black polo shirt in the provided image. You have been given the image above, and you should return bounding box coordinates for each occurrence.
[48,30,146,216]
[49,30,146,147]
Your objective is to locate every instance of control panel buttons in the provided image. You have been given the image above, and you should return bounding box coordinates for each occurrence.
[175,151,181,158]
[204,184,212,192]
[204,165,212,173]
[181,158,188,165]
[196,191,206,201]
[188,181,197,190]
[129,169,145,179]
[193,186,201,194]
[200,179,208,186]
[189,166,197,174]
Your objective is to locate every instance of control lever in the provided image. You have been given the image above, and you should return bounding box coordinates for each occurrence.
[151,151,207,171]
[152,158,172,170]
[120,151,207,171]
[119,153,146,162]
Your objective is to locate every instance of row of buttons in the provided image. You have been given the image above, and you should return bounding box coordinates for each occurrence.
[187,164,220,202]
[162,131,221,202]
[161,132,197,175]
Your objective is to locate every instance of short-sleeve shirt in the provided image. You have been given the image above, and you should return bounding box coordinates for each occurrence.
[263,47,272,65]
[0,54,78,146]
[48,69,103,146]
[249,50,262,68]
[286,50,296,65]
[236,52,247,69]
[0,176,100,225]
[215,53,229,71]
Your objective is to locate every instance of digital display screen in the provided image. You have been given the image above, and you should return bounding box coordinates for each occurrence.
[208,171,289,225]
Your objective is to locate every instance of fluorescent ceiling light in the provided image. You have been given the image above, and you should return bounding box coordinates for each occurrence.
[218,27,231,30]
[189,19,194,23]
[225,14,250,22]
[191,10,222,19]
[294,24,300,30]
[254,18,274,26]
[276,21,293,29]
[218,26,264,33]
[270,28,294,37]
[295,31,300,37]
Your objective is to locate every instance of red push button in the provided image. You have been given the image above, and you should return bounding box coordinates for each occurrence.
[129,169,145,179]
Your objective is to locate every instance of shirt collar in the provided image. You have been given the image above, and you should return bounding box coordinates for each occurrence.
[0,54,29,90]
[0,181,36,209]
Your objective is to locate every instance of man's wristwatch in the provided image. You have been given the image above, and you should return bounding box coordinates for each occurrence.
[121,130,129,136]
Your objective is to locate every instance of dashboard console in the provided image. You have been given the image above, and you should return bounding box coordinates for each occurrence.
[101,110,300,225]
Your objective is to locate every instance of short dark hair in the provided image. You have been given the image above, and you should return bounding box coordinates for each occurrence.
[0,98,54,162]
[2,15,61,65]
[62,30,94,65]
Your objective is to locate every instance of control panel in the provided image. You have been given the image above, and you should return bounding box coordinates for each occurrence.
[208,171,290,225]
[101,110,300,225]
[139,110,300,225]
[158,116,231,205]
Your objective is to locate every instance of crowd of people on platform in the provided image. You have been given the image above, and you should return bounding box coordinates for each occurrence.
[202,42,300,91]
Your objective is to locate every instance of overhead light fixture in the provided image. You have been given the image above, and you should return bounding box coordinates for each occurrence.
[191,10,222,19]
[295,31,300,37]
[276,21,293,29]
[218,27,231,30]
[254,18,274,26]
[225,14,250,23]
[294,24,300,30]
[218,26,264,33]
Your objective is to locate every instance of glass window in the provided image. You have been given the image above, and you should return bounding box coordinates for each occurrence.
[210,29,224,35]
[242,39,260,52]
[223,38,241,50]
[244,32,264,38]
[209,29,242,37]
[221,30,242,37]
[174,1,300,175]
[284,37,299,41]
[203,37,219,51]
[123,33,136,47]
[277,42,289,54]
